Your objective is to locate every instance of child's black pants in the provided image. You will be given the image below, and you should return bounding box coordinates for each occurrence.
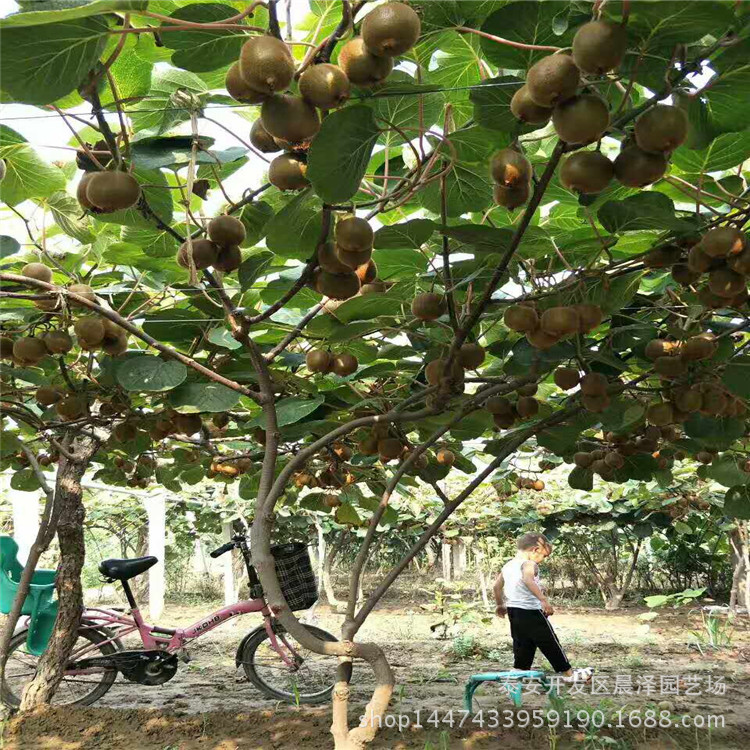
[507,607,571,673]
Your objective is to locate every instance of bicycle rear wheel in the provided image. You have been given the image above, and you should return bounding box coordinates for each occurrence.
[1,627,118,708]
[240,623,339,704]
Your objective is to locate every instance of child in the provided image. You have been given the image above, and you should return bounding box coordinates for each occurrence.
[494,532,592,683]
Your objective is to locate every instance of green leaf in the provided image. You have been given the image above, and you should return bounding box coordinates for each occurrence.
[470,76,534,133]
[705,455,750,489]
[366,71,443,135]
[130,136,246,170]
[418,163,492,217]
[684,414,746,450]
[249,395,324,429]
[722,357,750,398]
[479,2,576,70]
[0,236,21,259]
[238,250,274,291]
[239,202,274,246]
[207,327,241,350]
[632,522,654,539]
[705,67,750,134]
[372,248,427,279]
[142,309,207,343]
[0,126,66,206]
[0,17,110,105]
[169,381,241,413]
[161,3,247,72]
[725,485,750,520]
[265,190,322,261]
[42,191,95,244]
[568,466,594,491]
[374,219,436,250]
[0,1,146,26]
[10,468,40,492]
[325,295,404,323]
[335,502,361,526]
[628,1,734,47]
[115,355,188,392]
[672,130,750,175]
[307,106,380,203]
[598,193,693,234]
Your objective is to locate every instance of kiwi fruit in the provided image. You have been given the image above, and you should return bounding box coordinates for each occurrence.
[56,395,85,421]
[35,385,62,406]
[696,451,714,465]
[22,263,52,284]
[674,387,702,412]
[13,336,47,364]
[552,94,610,144]
[580,372,607,396]
[504,305,538,332]
[361,2,421,57]
[0,336,15,359]
[174,413,203,436]
[458,343,485,370]
[425,359,463,387]
[208,215,246,247]
[540,306,579,337]
[318,241,352,274]
[574,303,603,333]
[486,396,513,416]
[516,396,539,418]
[239,35,294,96]
[671,263,700,285]
[435,448,455,467]
[701,387,728,415]
[687,244,713,273]
[305,348,331,373]
[102,333,128,357]
[338,37,393,87]
[701,227,745,258]
[634,104,688,154]
[332,353,358,376]
[378,437,404,461]
[490,149,532,188]
[412,292,446,321]
[268,153,309,191]
[525,53,580,107]
[709,267,745,298]
[728,248,750,275]
[510,85,553,124]
[613,145,668,188]
[605,451,625,469]
[493,183,530,210]
[335,216,373,252]
[697,286,725,309]
[682,334,716,361]
[85,171,141,212]
[493,411,517,429]
[261,95,320,145]
[526,328,559,350]
[356,260,378,284]
[114,422,137,442]
[315,269,361,300]
[554,367,580,390]
[177,239,220,270]
[214,245,242,273]
[654,355,686,378]
[582,393,610,413]
[335,244,371,271]
[250,120,281,153]
[67,283,97,307]
[645,244,682,269]
[358,434,380,455]
[361,281,386,295]
[225,62,267,104]
[572,19,628,74]
[76,172,96,210]
[74,316,106,347]
[574,451,594,468]
[560,151,614,194]
[644,338,677,360]
[299,63,351,109]
[647,402,674,426]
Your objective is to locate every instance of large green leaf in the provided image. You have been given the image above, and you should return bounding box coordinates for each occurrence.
[705,67,750,135]
[684,414,746,450]
[0,16,110,105]
[366,72,443,135]
[705,455,750,489]
[598,193,693,234]
[249,395,324,429]
[142,309,207,343]
[672,130,750,175]
[568,466,594,491]
[238,250,274,291]
[42,191,95,244]
[1,1,146,26]
[169,381,241,413]
[130,136,246,170]
[418,162,493,217]
[725,486,750,520]
[0,237,21,259]
[161,3,247,72]
[470,76,534,133]
[115,355,188,392]
[374,219,436,250]
[627,1,734,47]
[723,357,750,398]
[307,106,380,203]
[265,190,322,261]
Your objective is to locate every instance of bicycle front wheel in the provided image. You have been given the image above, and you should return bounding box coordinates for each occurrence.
[241,623,339,704]
[1,627,118,708]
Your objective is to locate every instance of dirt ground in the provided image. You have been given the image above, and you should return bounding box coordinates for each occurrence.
[5,600,750,749]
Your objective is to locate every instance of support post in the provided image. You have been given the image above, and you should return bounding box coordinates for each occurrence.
[11,485,40,564]
[144,494,166,620]
[441,541,452,581]
[222,522,235,606]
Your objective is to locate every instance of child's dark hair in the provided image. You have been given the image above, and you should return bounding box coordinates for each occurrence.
[516,532,550,551]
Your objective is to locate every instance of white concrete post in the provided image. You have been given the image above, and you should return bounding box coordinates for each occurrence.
[441,542,452,581]
[11,485,40,564]
[222,522,235,606]
[144,494,166,619]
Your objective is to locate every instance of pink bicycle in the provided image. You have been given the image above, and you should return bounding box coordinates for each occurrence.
[2,536,338,707]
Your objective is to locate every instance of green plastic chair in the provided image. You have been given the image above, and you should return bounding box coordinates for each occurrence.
[0,536,58,655]
[464,670,555,710]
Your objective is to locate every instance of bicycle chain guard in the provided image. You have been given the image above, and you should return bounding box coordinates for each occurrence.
[76,649,179,686]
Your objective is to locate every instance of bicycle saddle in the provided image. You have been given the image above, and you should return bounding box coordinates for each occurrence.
[99,556,157,581]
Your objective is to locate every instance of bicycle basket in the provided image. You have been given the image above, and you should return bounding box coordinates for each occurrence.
[249,543,318,611]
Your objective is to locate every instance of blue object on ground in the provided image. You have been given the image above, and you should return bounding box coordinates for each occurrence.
[464,670,555,710]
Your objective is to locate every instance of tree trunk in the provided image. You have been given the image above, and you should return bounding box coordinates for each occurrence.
[19,434,98,711]
[730,525,749,613]
[323,532,348,609]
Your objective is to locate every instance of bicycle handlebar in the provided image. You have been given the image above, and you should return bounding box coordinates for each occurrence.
[209,541,236,558]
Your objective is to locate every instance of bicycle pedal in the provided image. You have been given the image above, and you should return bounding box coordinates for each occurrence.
[178,648,192,664]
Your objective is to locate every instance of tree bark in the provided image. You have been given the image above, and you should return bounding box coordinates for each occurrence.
[730,524,749,613]
[323,532,348,609]
[19,434,98,711]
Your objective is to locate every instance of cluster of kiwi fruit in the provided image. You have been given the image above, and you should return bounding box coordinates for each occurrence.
[515,476,546,491]
[148,410,205,441]
[311,215,381,301]
[77,169,141,213]
[112,452,157,489]
[207,455,253,479]
[423,343,486,399]
[305,349,359,376]
[491,148,533,210]
[237,4,420,191]
[666,226,750,311]
[176,215,246,274]
[357,422,409,464]
[503,301,603,350]
[553,365,615,415]
[485,382,541,430]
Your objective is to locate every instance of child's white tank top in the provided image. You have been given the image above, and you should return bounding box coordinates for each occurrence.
[502,558,542,610]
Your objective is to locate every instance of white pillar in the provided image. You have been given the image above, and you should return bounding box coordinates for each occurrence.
[11,486,40,564]
[222,522,235,606]
[441,542,452,581]
[144,494,166,620]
